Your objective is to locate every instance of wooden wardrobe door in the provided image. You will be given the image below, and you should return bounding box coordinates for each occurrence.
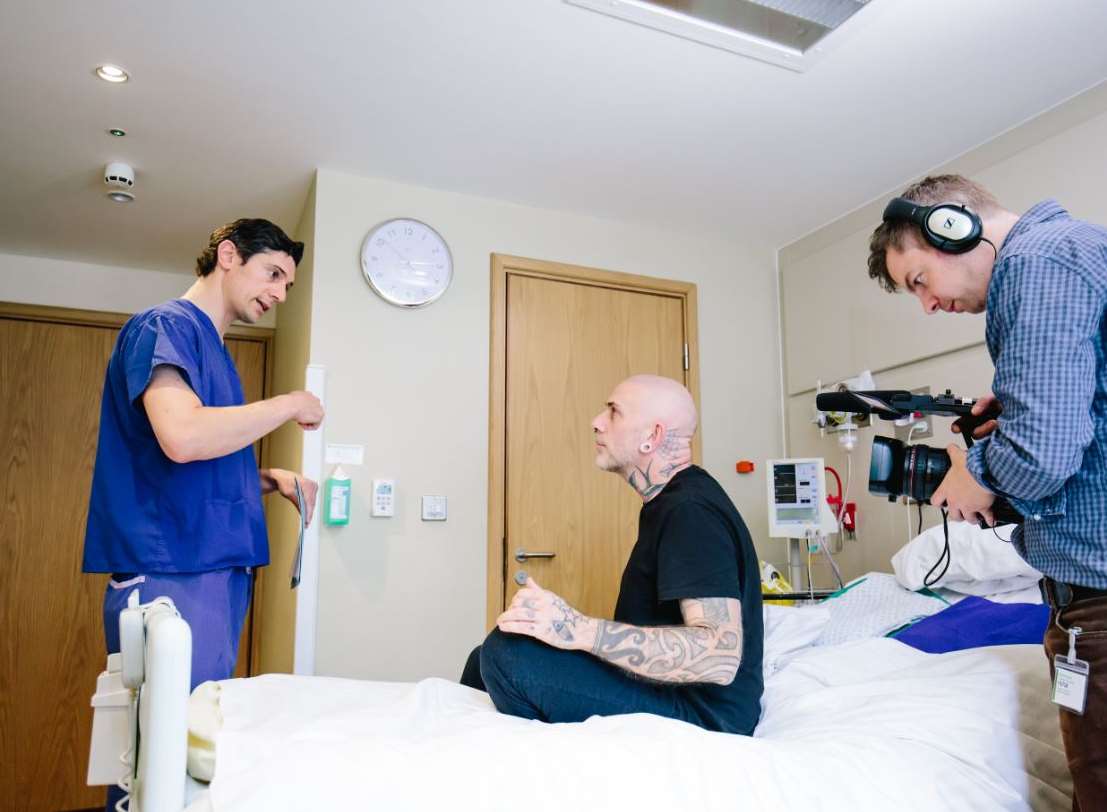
[0,311,269,811]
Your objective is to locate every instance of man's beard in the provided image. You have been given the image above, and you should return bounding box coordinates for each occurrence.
[595,448,628,473]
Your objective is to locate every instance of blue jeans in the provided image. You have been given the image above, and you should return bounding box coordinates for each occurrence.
[470,628,708,727]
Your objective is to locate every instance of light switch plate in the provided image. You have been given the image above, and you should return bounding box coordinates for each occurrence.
[421,495,447,521]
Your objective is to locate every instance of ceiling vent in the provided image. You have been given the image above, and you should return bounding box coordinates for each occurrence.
[566,0,879,72]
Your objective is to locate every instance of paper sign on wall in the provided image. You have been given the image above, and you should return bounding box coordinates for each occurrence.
[325,444,365,466]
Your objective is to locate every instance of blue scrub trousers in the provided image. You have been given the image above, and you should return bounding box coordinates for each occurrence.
[102,567,252,809]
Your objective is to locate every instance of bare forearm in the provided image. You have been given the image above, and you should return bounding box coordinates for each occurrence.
[156,397,294,463]
[498,585,741,686]
[588,619,741,685]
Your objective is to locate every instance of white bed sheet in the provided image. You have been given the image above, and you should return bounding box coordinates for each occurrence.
[199,639,1070,812]
[184,776,212,812]
[936,583,1045,605]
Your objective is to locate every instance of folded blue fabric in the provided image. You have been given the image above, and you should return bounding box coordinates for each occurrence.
[891,595,1049,653]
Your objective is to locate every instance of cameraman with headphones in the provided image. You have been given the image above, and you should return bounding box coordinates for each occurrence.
[867,174,1107,809]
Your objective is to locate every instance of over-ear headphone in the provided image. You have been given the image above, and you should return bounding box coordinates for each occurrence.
[882,197,984,254]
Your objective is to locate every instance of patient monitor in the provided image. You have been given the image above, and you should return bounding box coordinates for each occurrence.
[767,458,839,591]
[767,458,838,538]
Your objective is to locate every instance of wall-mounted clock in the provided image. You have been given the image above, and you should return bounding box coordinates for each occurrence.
[360,218,453,308]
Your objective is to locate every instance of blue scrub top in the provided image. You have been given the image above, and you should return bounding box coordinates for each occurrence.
[82,299,269,574]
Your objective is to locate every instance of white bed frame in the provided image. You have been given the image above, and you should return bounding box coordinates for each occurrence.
[88,591,194,812]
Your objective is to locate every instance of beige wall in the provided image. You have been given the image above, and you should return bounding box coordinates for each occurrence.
[778,91,1107,584]
[306,168,782,682]
[0,251,277,328]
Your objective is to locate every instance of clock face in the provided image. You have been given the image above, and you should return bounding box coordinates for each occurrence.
[360,218,453,308]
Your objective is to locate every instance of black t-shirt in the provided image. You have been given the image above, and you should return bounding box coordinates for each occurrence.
[613,465,763,734]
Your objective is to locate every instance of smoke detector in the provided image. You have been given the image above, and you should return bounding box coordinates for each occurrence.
[104,162,135,203]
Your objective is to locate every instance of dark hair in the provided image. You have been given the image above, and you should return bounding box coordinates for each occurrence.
[867,174,1000,293]
[195,218,304,277]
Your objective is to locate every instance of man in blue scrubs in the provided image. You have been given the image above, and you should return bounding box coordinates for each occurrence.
[83,217,323,701]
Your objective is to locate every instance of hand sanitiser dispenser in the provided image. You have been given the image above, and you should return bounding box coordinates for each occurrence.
[324,466,351,526]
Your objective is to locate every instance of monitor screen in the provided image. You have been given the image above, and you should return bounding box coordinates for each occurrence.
[771,461,820,524]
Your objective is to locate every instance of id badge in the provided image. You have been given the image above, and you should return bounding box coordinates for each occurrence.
[1052,655,1090,715]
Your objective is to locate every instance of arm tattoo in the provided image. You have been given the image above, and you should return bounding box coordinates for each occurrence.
[701,598,730,625]
[591,597,743,685]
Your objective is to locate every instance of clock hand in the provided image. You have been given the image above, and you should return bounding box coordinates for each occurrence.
[385,242,409,264]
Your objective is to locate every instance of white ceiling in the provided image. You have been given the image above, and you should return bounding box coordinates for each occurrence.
[1,0,1105,274]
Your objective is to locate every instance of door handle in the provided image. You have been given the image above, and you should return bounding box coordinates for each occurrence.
[514,549,556,563]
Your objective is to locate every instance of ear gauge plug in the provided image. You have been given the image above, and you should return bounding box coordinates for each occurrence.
[640,443,652,453]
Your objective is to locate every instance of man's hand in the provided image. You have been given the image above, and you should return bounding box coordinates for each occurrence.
[261,468,319,527]
[931,445,996,525]
[496,577,596,651]
[951,393,1001,440]
[284,391,324,430]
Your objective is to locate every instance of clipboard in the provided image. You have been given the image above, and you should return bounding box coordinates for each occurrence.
[290,478,306,589]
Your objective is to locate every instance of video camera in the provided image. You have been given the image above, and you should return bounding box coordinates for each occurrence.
[814,389,1022,527]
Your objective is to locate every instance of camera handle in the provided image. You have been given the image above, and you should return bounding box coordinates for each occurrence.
[952,413,1023,529]
[951,398,1003,449]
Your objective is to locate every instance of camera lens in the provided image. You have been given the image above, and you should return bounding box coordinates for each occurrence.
[868,436,950,504]
[869,436,903,497]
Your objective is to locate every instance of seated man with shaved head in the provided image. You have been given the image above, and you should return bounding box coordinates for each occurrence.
[461,375,764,735]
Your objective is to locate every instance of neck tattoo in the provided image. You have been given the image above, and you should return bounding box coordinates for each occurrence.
[628,460,665,501]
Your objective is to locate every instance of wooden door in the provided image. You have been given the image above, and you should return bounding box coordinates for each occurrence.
[490,257,699,623]
[224,337,268,679]
[0,305,269,812]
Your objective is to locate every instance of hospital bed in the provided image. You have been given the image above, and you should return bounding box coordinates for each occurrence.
[91,552,1072,812]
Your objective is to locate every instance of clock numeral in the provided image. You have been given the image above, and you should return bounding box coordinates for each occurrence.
[405,227,414,236]
[376,238,385,246]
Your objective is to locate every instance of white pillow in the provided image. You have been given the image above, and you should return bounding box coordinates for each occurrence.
[187,680,223,782]
[762,604,830,677]
[892,521,1040,594]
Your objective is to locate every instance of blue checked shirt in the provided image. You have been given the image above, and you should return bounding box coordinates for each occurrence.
[967,200,1107,588]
